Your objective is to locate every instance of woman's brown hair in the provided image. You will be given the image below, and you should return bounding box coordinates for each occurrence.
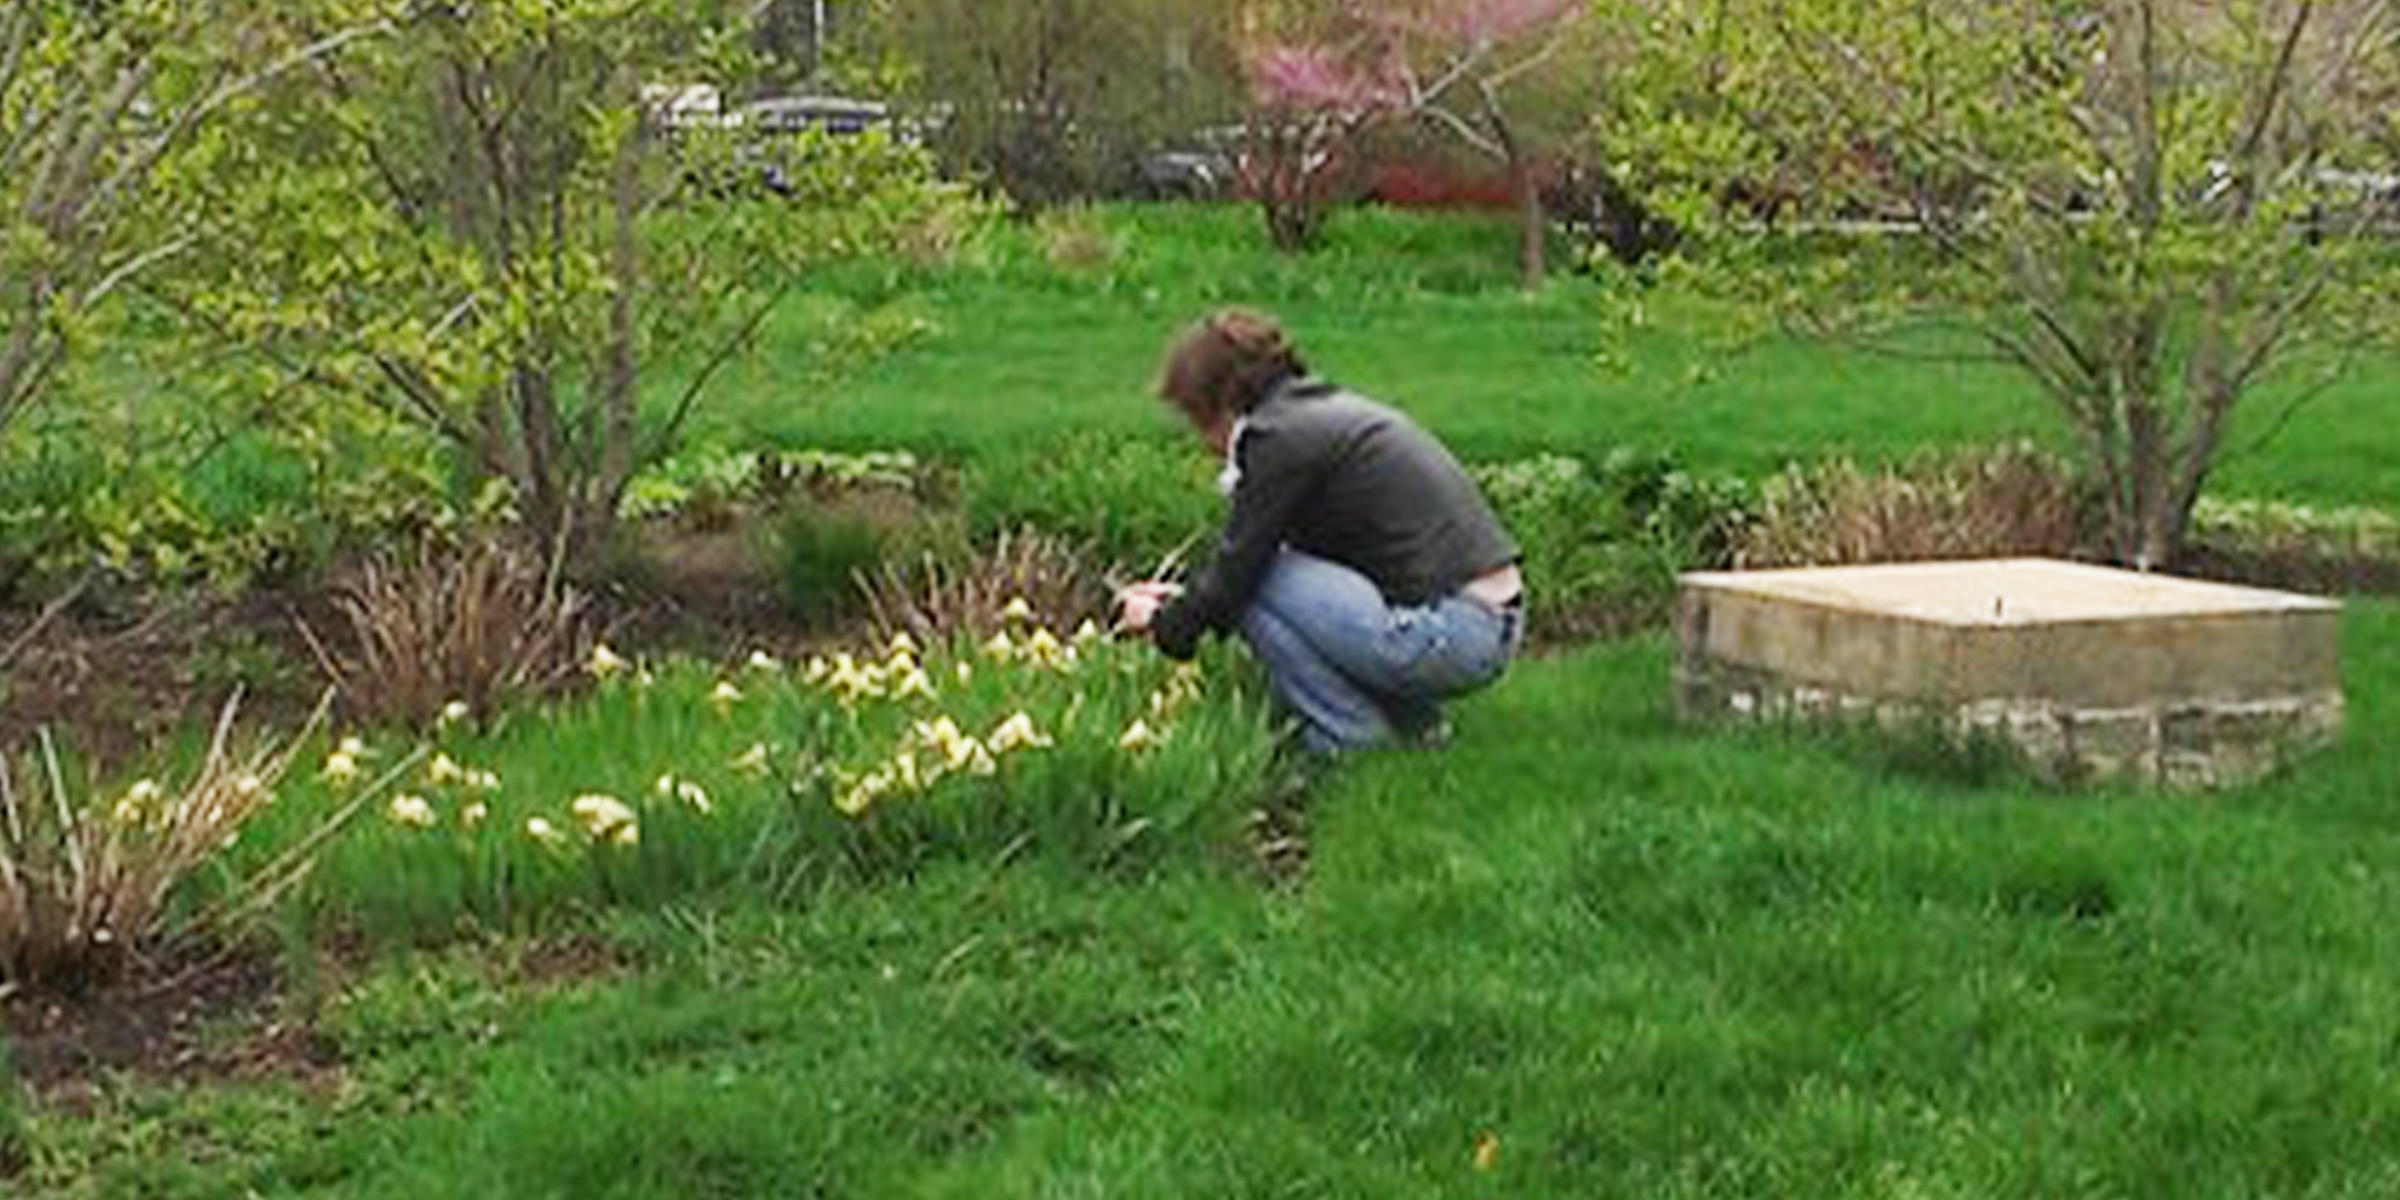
[1154,309,1308,427]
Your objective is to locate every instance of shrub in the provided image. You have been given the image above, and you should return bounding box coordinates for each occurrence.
[1473,449,1754,639]
[1736,441,2094,569]
[318,535,593,731]
[961,435,1221,572]
[2183,497,2400,594]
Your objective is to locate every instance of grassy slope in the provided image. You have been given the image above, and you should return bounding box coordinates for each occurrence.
[704,205,2397,507]
[28,605,2400,1198]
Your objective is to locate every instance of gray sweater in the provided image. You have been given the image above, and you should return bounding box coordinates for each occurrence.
[1153,377,1518,660]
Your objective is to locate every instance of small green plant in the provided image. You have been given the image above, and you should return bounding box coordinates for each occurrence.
[776,506,888,622]
[961,435,1219,570]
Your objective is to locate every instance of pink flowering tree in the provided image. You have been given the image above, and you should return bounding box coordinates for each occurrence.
[1246,0,1583,278]
[1240,44,1409,252]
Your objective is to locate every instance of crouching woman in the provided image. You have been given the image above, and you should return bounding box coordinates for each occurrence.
[1117,309,1524,752]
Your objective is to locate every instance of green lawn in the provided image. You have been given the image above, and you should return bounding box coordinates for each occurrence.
[702,205,2399,508]
[24,603,2400,1198]
[14,205,2400,1198]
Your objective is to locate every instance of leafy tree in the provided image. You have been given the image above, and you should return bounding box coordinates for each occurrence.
[0,1,379,440]
[1605,0,2400,568]
[169,0,978,554]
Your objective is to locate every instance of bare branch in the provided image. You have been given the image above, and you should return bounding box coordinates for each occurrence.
[639,282,794,466]
[1417,101,1506,159]
[80,235,194,310]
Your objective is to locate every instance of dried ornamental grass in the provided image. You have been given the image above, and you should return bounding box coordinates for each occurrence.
[1736,442,2095,569]
[0,692,409,994]
[317,535,594,729]
[861,530,1111,647]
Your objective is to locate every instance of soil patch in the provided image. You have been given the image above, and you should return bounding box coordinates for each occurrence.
[3,948,339,1101]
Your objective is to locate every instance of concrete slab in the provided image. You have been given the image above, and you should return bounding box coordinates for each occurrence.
[1676,558,2344,787]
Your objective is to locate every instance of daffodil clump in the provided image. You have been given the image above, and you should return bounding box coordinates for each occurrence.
[256,603,1276,937]
[780,605,1272,875]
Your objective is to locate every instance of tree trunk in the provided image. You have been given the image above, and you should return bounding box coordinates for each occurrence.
[1477,87,1544,290]
[1510,150,1545,290]
[593,66,645,535]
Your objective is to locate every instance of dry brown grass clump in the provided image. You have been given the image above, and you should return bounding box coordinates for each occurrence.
[0,694,381,995]
[311,534,593,730]
[860,530,1111,646]
[1737,442,2097,569]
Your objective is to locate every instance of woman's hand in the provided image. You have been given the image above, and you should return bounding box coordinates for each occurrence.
[1113,581,1184,635]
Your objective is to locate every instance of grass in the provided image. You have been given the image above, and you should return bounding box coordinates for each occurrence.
[13,203,2400,1197]
[19,602,2400,1197]
[702,205,2400,508]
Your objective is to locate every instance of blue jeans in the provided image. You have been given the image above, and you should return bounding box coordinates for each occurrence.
[1239,551,1521,753]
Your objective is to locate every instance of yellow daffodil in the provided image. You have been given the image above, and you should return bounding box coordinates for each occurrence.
[321,751,360,786]
[954,660,974,685]
[888,648,919,676]
[1002,596,1036,623]
[709,680,744,710]
[589,643,629,679]
[731,742,772,775]
[526,816,567,846]
[1118,718,1161,752]
[570,793,638,840]
[1073,618,1102,644]
[747,649,781,672]
[835,770,890,817]
[826,654,883,703]
[654,772,711,814]
[891,751,921,793]
[112,779,160,825]
[438,700,472,727]
[465,769,501,793]
[940,733,991,776]
[888,630,920,657]
[461,801,489,830]
[893,668,938,702]
[611,822,640,847]
[988,711,1053,754]
[803,655,831,684]
[387,794,437,829]
[1024,627,1066,666]
[427,753,465,786]
[336,735,371,759]
[981,631,1016,661]
[965,743,999,776]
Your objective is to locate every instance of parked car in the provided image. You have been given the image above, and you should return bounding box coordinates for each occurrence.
[739,95,894,137]
[1134,125,1244,201]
